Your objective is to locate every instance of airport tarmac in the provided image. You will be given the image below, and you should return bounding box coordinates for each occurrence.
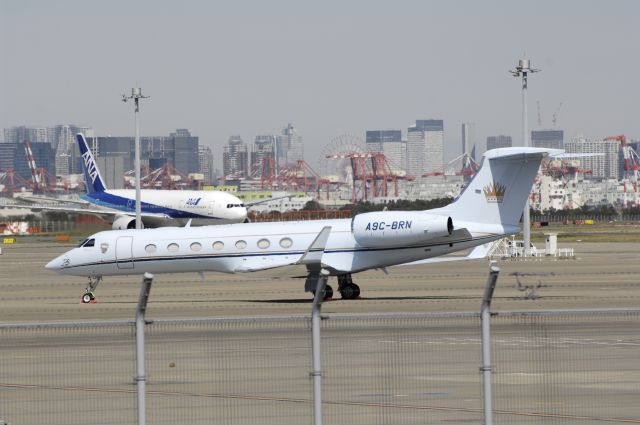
[0,239,638,323]
[1,238,639,424]
[2,315,638,424]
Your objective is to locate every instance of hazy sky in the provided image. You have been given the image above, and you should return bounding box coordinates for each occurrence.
[1,0,638,171]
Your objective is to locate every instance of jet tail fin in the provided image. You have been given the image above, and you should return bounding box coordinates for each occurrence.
[433,147,563,227]
[76,133,107,193]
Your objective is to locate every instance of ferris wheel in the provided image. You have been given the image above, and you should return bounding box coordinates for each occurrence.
[319,134,368,184]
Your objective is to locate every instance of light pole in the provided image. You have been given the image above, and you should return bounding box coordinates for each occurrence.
[122,86,150,229]
[510,59,539,256]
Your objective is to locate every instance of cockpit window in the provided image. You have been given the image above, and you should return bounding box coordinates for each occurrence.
[226,203,244,208]
[78,238,95,248]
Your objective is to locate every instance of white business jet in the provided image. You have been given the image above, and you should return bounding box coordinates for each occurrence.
[8,134,248,229]
[46,147,561,303]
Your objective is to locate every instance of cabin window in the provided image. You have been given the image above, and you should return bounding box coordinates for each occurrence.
[257,238,270,249]
[235,240,247,250]
[145,244,157,254]
[213,241,224,250]
[167,243,179,253]
[79,238,95,248]
[279,237,293,248]
[190,242,202,252]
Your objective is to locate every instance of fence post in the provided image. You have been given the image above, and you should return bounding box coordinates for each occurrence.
[481,261,500,425]
[136,273,154,425]
[311,269,329,425]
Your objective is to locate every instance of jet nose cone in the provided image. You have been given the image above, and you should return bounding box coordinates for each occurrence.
[45,256,63,272]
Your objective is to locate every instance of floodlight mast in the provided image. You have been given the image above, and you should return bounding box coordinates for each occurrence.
[510,59,540,256]
[122,86,150,230]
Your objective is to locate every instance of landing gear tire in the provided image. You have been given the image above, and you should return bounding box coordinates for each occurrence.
[324,285,333,300]
[311,284,333,300]
[337,274,360,300]
[339,283,360,300]
[82,276,102,304]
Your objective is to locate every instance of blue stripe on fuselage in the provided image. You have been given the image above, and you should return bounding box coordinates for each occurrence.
[81,191,222,219]
[58,235,498,272]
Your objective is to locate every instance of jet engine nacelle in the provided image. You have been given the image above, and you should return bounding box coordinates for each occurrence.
[112,216,140,230]
[351,211,453,248]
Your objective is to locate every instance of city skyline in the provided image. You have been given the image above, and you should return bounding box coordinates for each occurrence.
[1,1,638,172]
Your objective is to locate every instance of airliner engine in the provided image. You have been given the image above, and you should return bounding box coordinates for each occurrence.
[351,211,453,248]
[112,216,140,230]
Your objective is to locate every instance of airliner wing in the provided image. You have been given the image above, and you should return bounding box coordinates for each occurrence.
[12,194,90,206]
[0,203,170,221]
[243,195,291,207]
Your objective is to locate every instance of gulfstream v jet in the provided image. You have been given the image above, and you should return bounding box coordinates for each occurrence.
[16,134,247,229]
[47,147,561,303]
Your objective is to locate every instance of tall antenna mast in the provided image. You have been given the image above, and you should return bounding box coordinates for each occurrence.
[122,85,150,230]
[510,58,540,256]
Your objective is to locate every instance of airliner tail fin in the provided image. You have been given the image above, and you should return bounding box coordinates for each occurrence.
[77,133,107,193]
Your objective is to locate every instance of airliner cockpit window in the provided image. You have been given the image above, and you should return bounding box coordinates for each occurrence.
[79,238,95,248]
[226,204,244,208]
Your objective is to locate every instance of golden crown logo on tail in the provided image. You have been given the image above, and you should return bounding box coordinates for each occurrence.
[483,181,506,203]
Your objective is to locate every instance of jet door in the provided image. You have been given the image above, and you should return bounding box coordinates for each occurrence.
[115,236,134,269]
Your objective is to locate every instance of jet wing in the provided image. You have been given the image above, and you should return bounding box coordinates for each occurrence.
[233,226,333,273]
[296,226,332,265]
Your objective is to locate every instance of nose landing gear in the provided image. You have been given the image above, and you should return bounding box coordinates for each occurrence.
[82,276,102,304]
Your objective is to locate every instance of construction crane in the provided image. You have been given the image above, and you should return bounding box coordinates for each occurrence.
[536,100,542,127]
[22,140,45,193]
[551,102,563,126]
[0,169,31,196]
[326,152,403,203]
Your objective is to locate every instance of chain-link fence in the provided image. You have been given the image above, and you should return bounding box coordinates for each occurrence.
[1,311,639,425]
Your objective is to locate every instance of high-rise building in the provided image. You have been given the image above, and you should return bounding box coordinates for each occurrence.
[0,144,16,172]
[3,124,93,175]
[88,129,200,184]
[276,124,303,167]
[407,119,444,176]
[223,135,249,179]
[252,135,276,178]
[532,129,564,150]
[486,135,512,151]
[198,145,214,185]
[3,126,48,144]
[461,123,476,160]
[565,136,619,180]
[366,130,405,172]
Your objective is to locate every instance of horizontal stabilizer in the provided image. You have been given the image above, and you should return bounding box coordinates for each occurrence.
[395,241,493,267]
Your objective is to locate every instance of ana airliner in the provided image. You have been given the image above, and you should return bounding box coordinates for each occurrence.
[46,147,562,303]
[10,134,248,229]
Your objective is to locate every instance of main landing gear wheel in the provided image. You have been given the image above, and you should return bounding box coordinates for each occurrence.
[324,285,333,300]
[311,285,333,301]
[340,283,360,300]
[338,274,360,300]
